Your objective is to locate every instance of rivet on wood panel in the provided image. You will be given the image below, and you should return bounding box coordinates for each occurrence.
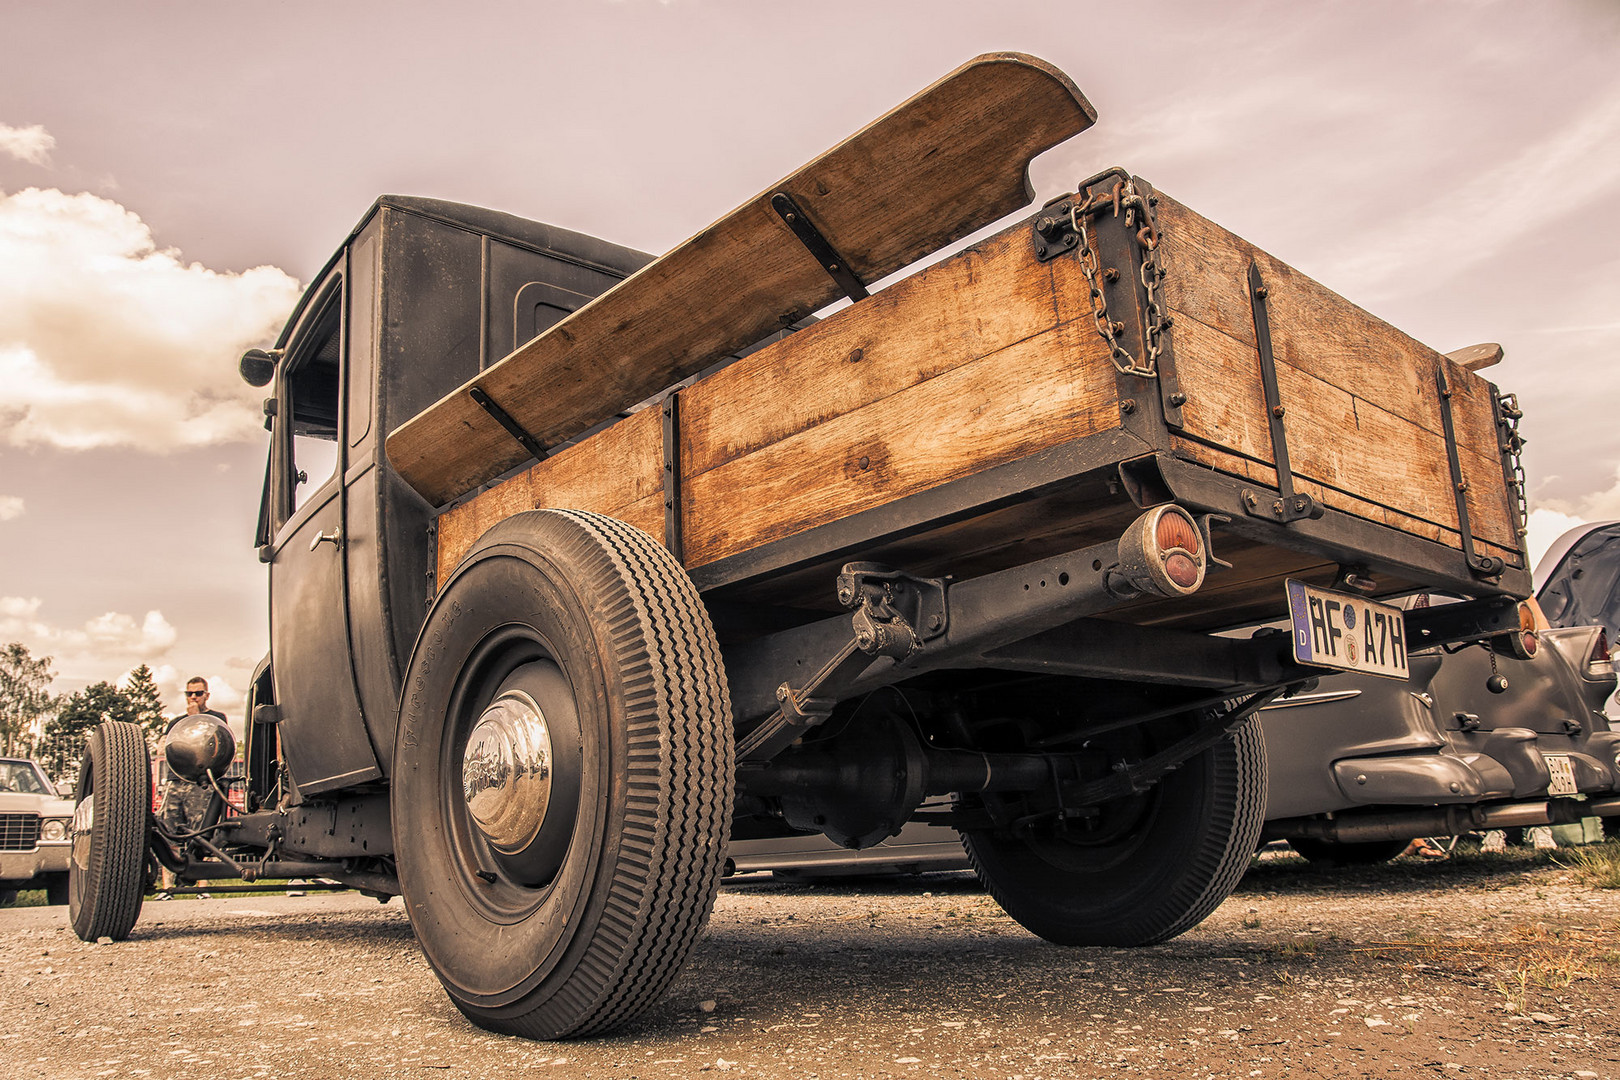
[848,348,864,363]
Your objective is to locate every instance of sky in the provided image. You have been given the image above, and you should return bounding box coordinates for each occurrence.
[1,0,1618,722]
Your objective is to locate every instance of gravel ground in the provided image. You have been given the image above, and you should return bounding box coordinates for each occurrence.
[1,848,1616,1079]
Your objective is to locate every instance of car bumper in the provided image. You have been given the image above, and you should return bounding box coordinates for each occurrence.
[1331,729,1620,805]
[0,842,70,884]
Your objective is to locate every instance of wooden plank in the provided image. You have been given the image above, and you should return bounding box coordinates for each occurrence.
[1170,437,1519,566]
[435,407,662,579]
[679,223,1062,478]
[1446,342,1504,372]
[682,320,1121,568]
[1154,193,1503,461]
[388,53,1097,506]
[1166,313,1515,548]
[1151,191,1516,553]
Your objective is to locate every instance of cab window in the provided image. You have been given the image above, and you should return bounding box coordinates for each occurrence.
[283,288,343,515]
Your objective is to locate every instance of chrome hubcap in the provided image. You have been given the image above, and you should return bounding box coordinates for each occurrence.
[462,690,554,853]
[71,793,94,871]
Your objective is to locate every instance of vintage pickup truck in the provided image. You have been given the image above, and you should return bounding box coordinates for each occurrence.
[66,53,1536,1039]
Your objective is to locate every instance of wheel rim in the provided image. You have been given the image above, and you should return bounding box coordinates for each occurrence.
[443,634,584,897]
[463,688,556,853]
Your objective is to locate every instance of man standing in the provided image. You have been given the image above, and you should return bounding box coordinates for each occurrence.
[157,677,228,892]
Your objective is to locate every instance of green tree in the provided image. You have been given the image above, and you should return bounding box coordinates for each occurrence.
[0,642,56,757]
[123,664,168,753]
[37,682,137,783]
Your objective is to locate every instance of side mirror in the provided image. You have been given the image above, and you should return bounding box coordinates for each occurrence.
[239,348,278,387]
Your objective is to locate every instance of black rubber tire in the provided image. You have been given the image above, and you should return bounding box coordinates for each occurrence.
[1289,837,1408,866]
[394,509,733,1040]
[43,872,70,906]
[962,714,1267,947]
[68,721,151,941]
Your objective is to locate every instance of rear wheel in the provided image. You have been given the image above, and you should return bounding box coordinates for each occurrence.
[963,714,1266,946]
[394,510,733,1039]
[1288,838,1408,866]
[69,721,151,940]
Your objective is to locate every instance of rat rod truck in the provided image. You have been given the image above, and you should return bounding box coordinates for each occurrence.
[67,54,1537,1038]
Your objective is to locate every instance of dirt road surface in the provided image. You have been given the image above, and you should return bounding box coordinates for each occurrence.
[2,850,1616,1079]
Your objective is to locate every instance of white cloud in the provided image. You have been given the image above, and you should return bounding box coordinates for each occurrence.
[1523,463,1620,575]
[0,595,179,686]
[0,123,54,165]
[1319,89,1620,305]
[0,495,22,520]
[0,187,302,451]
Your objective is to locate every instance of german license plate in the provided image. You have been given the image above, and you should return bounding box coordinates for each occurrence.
[1285,580,1410,680]
[1544,754,1578,796]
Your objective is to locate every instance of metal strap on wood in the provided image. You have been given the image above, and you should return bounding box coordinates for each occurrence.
[1240,263,1320,524]
[661,391,683,563]
[770,192,869,303]
[467,386,547,462]
[1435,363,1506,579]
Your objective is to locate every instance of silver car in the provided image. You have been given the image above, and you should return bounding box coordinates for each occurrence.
[0,757,74,904]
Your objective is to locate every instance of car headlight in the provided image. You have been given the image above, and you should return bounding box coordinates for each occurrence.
[41,818,69,842]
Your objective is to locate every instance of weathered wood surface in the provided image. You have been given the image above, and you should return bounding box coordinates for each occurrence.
[436,221,1122,579]
[435,180,1522,621]
[1153,192,1518,553]
[1445,342,1504,372]
[390,52,1097,506]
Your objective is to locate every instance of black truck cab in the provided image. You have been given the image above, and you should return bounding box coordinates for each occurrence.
[250,197,650,798]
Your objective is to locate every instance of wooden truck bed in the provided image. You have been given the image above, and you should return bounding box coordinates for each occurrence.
[429,184,1523,630]
[391,53,1526,633]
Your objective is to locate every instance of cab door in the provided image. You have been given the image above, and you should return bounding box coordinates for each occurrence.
[265,266,382,795]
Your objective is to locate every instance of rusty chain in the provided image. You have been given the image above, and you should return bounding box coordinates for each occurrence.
[1497,392,1529,544]
[1069,170,1172,379]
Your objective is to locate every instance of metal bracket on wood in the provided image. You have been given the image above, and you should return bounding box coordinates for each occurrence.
[1243,262,1321,524]
[468,386,547,463]
[770,192,869,303]
[1436,363,1506,579]
[661,391,683,563]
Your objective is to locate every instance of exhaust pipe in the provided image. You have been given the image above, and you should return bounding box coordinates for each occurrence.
[1270,796,1616,845]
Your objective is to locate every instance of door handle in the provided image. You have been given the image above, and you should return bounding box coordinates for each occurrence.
[309,528,343,552]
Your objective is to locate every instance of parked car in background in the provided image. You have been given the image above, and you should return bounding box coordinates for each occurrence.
[1261,521,1620,861]
[727,522,1620,875]
[0,757,74,904]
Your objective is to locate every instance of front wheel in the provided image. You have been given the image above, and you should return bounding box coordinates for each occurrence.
[963,714,1266,946]
[394,510,733,1040]
[68,721,151,940]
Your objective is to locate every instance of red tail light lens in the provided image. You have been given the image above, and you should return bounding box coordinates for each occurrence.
[1154,511,1200,556]
[1591,629,1611,666]
[1517,602,1539,658]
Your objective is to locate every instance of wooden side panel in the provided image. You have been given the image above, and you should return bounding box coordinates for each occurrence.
[434,407,663,582]
[1154,192,1518,556]
[684,321,1119,567]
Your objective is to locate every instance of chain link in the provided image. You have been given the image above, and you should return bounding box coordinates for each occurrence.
[1068,171,1170,378]
[1497,392,1529,543]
